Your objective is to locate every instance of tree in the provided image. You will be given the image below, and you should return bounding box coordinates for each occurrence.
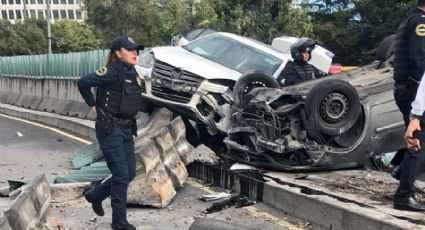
[0,19,20,56]
[83,0,157,47]
[213,0,313,44]
[151,0,189,45]
[307,0,416,65]
[185,0,219,30]
[0,18,48,56]
[52,20,103,53]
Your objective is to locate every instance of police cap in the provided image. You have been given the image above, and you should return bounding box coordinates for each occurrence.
[111,36,144,53]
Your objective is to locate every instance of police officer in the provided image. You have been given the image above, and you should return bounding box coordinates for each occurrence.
[78,36,144,229]
[277,37,325,87]
[393,0,425,212]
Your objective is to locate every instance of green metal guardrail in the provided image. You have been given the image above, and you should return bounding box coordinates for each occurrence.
[0,50,110,79]
[0,49,151,80]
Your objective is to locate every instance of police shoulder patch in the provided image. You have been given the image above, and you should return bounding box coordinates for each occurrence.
[416,24,425,36]
[95,67,108,77]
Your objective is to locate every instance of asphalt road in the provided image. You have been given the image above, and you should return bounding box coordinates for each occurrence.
[0,113,84,187]
[44,178,307,230]
[0,113,311,229]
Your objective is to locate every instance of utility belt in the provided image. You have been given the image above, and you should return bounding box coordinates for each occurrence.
[97,107,136,135]
[111,116,134,127]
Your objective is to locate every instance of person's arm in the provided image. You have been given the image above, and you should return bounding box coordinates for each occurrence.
[406,72,425,151]
[77,67,119,108]
[313,66,327,79]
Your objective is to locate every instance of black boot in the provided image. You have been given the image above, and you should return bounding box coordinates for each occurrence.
[84,190,105,216]
[394,196,425,212]
[111,220,136,230]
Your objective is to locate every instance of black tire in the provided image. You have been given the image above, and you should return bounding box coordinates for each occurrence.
[305,79,361,137]
[376,34,396,63]
[233,71,280,107]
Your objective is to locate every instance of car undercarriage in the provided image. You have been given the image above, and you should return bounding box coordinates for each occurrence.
[222,64,404,171]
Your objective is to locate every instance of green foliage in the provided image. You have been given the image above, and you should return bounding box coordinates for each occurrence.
[151,0,189,45]
[83,0,156,47]
[1,0,420,65]
[0,18,47,56]
[213,0,313,43]
[185,0,219,30]
[308,0,416,65]
[52,20,103,53]
[0,18,103,56]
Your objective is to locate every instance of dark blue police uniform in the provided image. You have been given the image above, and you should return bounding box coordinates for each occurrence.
[393,6,425,211]
[77,36,144,230]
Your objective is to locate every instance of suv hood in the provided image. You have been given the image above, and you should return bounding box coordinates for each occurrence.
[152,46,242,81]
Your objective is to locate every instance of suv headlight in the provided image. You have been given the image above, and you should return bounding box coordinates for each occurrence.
[137,52,155,69]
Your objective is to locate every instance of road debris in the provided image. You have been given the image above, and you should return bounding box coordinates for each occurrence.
[0,187,9,197]
[199,192,231,202]
[229,163,257,171]
[205,195,256,214]
[193,145,220,164]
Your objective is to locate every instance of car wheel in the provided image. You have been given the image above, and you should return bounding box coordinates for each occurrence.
[233,71,280,107]
[305,79,361,137]
[376,34,395,66]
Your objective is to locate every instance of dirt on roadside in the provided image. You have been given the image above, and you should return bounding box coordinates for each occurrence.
[323,176,425,204]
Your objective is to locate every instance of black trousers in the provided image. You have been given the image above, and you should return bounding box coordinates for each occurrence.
[393,82,424,199]
[92,122,136,222]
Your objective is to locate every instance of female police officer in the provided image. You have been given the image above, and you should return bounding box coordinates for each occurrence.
[77,36,144,230]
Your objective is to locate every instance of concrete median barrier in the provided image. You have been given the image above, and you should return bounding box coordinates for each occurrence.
[0,216,13,230]
[154,127,188,188]
[127,110,194,207]
[3,174,51,230]
[169,117,195,165]
[0,77,91,120]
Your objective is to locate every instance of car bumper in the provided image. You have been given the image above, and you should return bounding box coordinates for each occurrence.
[142,78,233,134]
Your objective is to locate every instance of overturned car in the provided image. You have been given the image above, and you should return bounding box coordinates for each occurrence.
[139,31,403,171]
[136,32,333,134]
[224,60,404,171]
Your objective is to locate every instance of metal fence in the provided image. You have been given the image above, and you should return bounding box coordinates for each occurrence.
[0,50,110,79]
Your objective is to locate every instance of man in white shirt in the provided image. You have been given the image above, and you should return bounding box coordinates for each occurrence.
[395,72,425,211]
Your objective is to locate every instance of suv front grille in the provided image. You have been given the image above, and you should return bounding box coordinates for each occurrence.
[151,60,203,103]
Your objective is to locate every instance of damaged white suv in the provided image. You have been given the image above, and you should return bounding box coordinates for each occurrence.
[136,32,331,134]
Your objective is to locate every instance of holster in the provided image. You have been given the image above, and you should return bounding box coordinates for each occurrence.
[131,118,138,137]
[97,108,114,134]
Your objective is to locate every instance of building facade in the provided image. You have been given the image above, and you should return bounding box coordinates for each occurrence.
[0,0,86,24]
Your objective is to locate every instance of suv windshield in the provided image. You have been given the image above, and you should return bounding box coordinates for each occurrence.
[183,34,282,76]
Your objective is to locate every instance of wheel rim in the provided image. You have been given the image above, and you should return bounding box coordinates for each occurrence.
[319,92,350,124]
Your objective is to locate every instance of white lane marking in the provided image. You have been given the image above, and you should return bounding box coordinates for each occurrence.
[0,113,92,145]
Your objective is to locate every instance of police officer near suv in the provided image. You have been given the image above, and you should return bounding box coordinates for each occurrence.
[393,0,425,212]
[277,37,325,87]
[77,36,144,229]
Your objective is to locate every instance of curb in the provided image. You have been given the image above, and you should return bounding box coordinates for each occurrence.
[4,174,51,230]
[188,162,423,230]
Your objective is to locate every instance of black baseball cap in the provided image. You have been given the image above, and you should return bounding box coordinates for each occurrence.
[110,36,144,53]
